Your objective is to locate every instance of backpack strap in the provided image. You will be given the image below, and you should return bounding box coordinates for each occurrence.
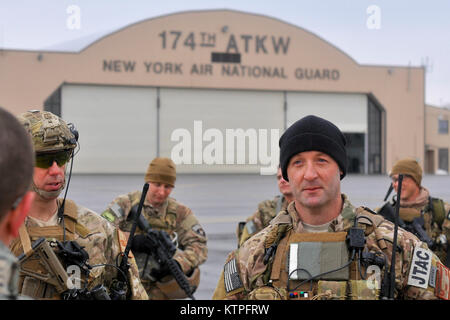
[429,197,446,226]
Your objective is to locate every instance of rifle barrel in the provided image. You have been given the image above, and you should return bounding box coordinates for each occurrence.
[389,174,403,299]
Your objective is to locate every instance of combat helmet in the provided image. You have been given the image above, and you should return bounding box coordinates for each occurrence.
[18,110,77,154]
[18,110,78,200]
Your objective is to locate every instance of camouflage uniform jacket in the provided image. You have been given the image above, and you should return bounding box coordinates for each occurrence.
[102,191,208,279]
[0,241,21,299]
[238,195,290,247]
[213,194,443,300]
[388,187,450,263]
[10,198,148,300]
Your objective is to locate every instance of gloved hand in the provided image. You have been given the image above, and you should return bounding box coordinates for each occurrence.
[131,230,176,255]
[131,231,180,281]
[131,234,154,253]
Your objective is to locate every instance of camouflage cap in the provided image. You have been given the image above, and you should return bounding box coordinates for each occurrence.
[18,110,77,153]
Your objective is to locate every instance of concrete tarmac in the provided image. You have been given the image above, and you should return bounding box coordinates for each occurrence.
[67,173,450,300]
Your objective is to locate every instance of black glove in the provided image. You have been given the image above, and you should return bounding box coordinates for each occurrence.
[131,231,179,281]
[131,234,153,253]
[131,231,176,255]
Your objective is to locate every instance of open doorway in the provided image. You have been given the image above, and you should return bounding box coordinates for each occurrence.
[344,133,365,174]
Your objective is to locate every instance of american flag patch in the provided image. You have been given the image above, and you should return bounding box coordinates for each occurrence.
[224,258,243,293]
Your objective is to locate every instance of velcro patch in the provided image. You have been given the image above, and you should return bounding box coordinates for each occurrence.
[288,241,349,280]
[245,221,256,235]
[224,258,243,293]
[407,247,432,289]
[101,211,116,223]
[429,266,437,288]
[110,203,125,218]
[435,261,450,300]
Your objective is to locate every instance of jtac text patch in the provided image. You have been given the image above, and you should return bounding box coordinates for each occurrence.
[407,247,432,289]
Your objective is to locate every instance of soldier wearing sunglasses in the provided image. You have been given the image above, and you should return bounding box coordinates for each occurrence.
[10,110,148,300]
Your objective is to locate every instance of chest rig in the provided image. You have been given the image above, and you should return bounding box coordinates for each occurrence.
[254,210,384,300]
[10,199,91,299]
[126,197,179,236]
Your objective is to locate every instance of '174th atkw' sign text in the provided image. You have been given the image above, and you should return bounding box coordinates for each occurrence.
[158,30,290,55]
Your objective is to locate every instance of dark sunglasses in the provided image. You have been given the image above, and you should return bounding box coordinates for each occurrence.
[35,150,73,169]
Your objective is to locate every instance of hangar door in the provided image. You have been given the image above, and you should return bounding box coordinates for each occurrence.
[159,88,284,174]
[286,92,369,174]
[61,84,158,173]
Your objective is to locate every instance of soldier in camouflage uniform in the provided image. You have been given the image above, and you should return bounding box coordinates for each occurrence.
[102,157,207,299]
[213,115,450,300]
[10,110,148,300]
[377,158,450,267]
[237,167,293,247]
[0,107,35,299]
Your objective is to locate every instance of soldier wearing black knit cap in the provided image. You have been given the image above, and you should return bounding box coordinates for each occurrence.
[213,115,449,300]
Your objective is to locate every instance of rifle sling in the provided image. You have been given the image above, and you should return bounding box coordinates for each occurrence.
[18,225,32,256]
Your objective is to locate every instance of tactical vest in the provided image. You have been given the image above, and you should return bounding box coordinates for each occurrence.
[129,197,179,236]
[10,199,91,299]
[248,210,384,300]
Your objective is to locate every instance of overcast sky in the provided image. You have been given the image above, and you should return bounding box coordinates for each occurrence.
[1,0,449,106]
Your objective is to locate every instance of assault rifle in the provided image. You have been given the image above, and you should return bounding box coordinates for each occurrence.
[18,238,70,294]
[18,238,111,300]
[129,206,196,300]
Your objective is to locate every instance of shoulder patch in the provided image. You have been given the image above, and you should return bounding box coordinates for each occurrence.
[101,210,116,223]
[192,224,206,237]
[110,203,125,219]
[435,261,450,300]
[245,220,257,235]
[407,246,433,289]
[224,258,243,293]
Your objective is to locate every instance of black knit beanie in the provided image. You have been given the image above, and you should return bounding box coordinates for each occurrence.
[279,115,347,181]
